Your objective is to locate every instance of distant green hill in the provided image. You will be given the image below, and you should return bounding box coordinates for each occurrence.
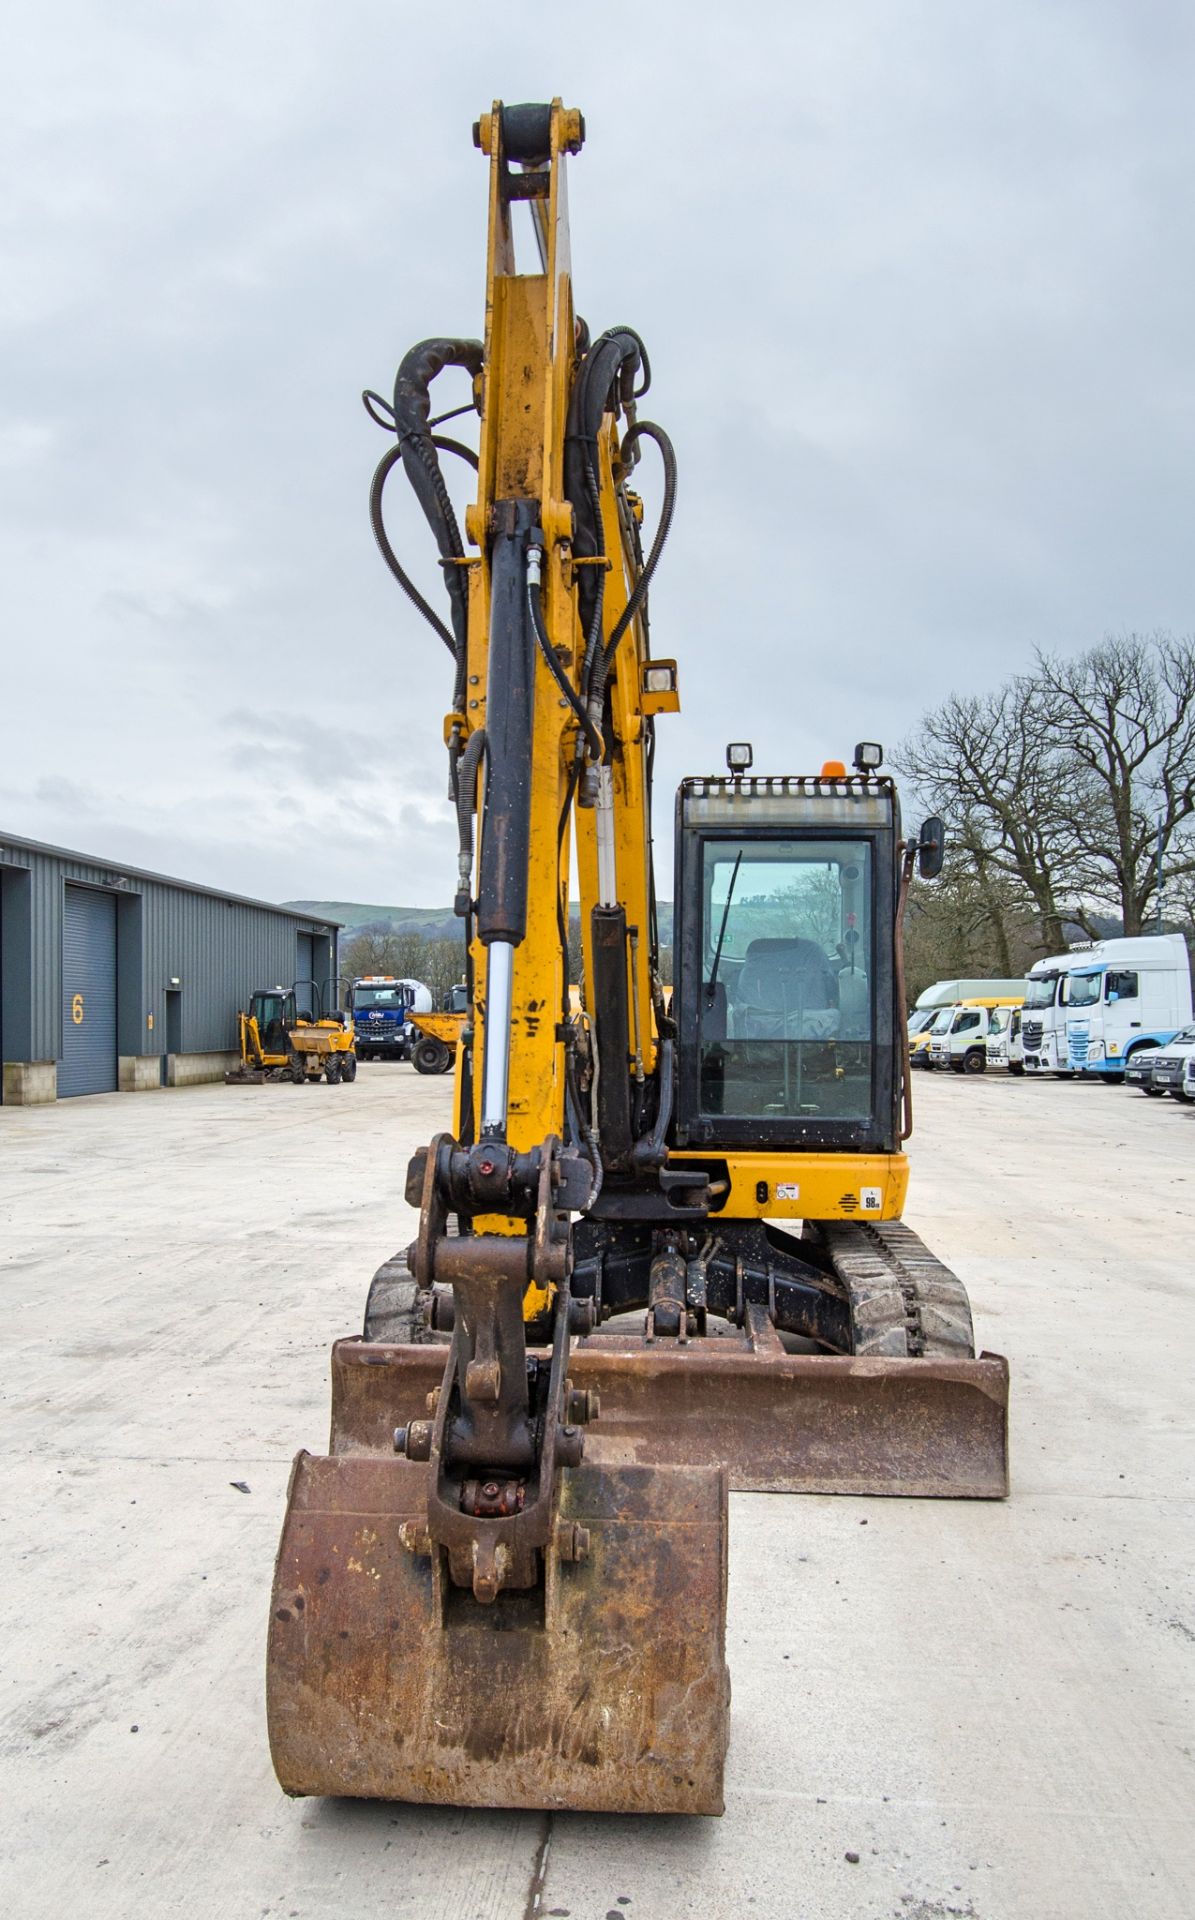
[285,899,674,943]
[283,900,466,939]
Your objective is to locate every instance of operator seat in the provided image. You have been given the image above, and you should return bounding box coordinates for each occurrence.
[730,938,840,1040]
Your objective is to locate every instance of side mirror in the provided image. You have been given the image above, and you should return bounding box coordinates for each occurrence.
[917,816,945,880]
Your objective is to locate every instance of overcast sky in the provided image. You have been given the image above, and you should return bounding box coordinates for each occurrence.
[3,3,1192,906]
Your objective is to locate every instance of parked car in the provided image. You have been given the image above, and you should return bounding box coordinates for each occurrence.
[1184,1055,1195,1103]
[1135,1024,1195,1098]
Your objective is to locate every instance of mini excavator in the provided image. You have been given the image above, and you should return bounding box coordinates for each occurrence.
[267,102,1009,1817]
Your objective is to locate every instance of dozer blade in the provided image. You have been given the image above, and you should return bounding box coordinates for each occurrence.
[268,1450,729,1813]
[328,1321,1008,1499]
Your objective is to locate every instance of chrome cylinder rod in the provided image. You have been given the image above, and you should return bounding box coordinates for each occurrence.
[481,939,515,1133]
[595,764,618,905]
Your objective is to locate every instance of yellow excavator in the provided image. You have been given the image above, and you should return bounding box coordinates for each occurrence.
[267,102,1009,1816]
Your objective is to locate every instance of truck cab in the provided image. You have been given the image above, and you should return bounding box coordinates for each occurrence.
[927,997,1022,1075]
[351,975,433,1062]
[986,1004,1023,1073]
[1021,963,1072,1072]
[1063,934,1193,1078]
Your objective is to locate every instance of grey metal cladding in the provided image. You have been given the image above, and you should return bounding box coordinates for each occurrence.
[0,834,339,1066]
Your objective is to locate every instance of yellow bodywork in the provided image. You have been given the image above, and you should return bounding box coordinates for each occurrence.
[677,1150,909,1222]
[236,1011,354,1077]
[407,1012,466,1049]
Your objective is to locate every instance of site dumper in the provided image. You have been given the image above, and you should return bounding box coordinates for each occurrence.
[267,100,1009,1818]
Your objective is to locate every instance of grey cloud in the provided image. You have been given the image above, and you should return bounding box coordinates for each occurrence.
[3,2,1193,903]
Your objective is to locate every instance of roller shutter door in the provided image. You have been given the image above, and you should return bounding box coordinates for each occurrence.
[296,932,317,1017]
[60,886,117,1096]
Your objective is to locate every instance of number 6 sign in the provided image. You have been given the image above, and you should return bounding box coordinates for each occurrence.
[71,993,84,1025]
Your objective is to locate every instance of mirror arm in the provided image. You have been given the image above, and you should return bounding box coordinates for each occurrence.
[894,839,918,1142]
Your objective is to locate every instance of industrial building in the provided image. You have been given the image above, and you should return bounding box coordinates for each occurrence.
[0,832,339,1104]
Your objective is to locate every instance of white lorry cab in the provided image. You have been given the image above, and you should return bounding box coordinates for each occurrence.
[927,994,1026,1074]
[1063,934,1192,1079]
[910,979,1026,1071]
[1022,934,1192,1079]
[1020,958,1078,1073]
[985,1005,1024,1073]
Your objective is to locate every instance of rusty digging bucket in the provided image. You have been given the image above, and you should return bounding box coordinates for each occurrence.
[267,1321,1006,1814]
[267,1449,729,1813]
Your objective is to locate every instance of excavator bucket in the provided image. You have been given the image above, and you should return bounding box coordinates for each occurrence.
[267,1447,730,1813]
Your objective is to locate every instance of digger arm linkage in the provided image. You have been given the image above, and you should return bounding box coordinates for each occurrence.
[385,100,674,1602]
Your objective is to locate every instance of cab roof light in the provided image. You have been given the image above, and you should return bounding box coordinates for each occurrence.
[853,741,883,772]
[726,742,753,774]
[820,759,848,779]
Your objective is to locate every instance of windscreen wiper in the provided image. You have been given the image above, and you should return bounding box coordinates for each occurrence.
[706,850,743,1004]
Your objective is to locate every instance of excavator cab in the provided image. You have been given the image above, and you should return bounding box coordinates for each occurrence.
[250,988,296,1056]
[674,765,897,1148]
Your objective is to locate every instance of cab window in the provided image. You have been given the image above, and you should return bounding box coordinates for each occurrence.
[1106,971,1138,1001]
[698,837,873,1121]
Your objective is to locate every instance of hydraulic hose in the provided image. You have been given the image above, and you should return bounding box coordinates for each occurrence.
[453,726,487,913]
[366,338,482,708]
[631,1037,674,1172]
[526,553,603,760]
[368,441,455,654]
[564,327,646,708]
[601,420,677,671]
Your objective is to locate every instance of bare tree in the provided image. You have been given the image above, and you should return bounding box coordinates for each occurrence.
[901,854,1045,1002]
[1035,632,1195,936]
[342,927,403,976]
[895,681,1077,949]
[898,631,1195,948]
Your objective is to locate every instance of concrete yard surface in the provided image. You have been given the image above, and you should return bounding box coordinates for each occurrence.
[2,1068,1193,1919]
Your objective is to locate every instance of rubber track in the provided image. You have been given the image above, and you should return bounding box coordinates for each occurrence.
[821,1219,976,1359]
[362,1222,459,1342]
